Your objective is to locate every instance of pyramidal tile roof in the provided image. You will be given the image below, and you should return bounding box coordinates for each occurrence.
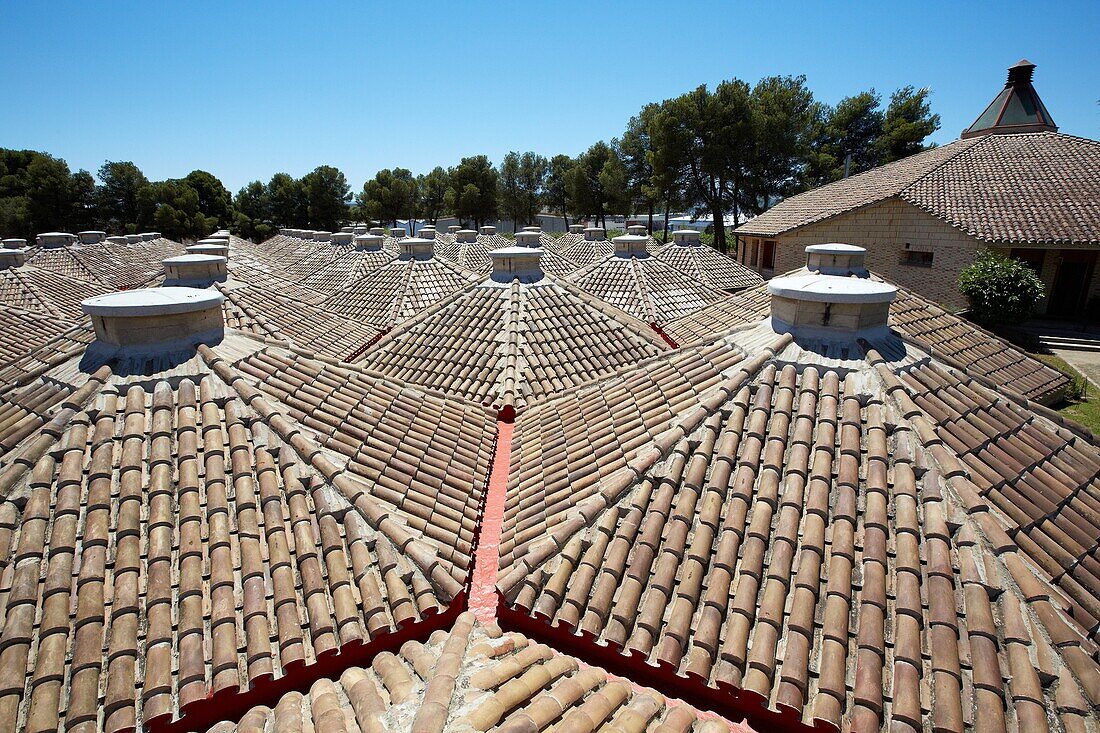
[321,256,480,330]
[653,240,764,292]
[568,252,729,324]
[662,272,1070,402]
[497,320,1100,733]
[0,264,115,319]
[0,332,496,732]
[354,272,670,413]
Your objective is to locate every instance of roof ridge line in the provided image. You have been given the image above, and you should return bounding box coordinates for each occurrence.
[630,257,660,324]
[498,281,523,413]
[0,364,112,500]
[497,331,793,598]
[861,342,1100,693]
[197,344,465,600]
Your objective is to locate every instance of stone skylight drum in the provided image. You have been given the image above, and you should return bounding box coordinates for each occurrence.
[36,232,76,248]
[81,287,225,346]
[805,242,869,276]
[162,254,228,285]
[768,272,896,332]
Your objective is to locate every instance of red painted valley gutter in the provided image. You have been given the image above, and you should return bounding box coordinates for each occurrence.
[468,416,514,625]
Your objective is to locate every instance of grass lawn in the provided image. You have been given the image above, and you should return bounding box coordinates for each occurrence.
[1033,353,1100,434]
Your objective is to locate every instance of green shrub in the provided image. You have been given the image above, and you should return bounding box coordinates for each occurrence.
[958,250,1044,326]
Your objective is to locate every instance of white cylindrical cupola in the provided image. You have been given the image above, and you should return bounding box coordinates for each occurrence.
[568,224,584,233]
[2,238,28,249]
[369,227,386,236]
[613,234,649,258]
[78,231,107,244]
[479,226,497,236]
[515,231,542,248]
[355,234,384,251]
[457,229,478,243]
[627,225,648,236]
[805,243,869,277]
[399,237,434,260]
[37,232,76,248]
[162,254,228,285]
[0,248,28,269]
[313,231,332,242]
[447,225,460,234]
[82,287,225,347]
[490,246,544,284]
[583,227,606,242]
[331,232,353,245]
[390,227,407,238]
[672,230,702,246]
[768,274,896,334]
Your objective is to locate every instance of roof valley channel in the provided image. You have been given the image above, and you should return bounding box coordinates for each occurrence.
[498,281,524,417]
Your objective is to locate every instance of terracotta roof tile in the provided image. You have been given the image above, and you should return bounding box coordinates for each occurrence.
[568,255,727,324]
[653,241,763,292]
[736,132,1100,244]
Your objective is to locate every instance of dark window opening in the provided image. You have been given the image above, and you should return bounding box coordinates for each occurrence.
[902,250,934,267]
[1011,248,1045,275]
[761,240,776,269]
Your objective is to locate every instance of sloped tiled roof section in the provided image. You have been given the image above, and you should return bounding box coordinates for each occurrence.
[322,257,479,330]
[0,265,113,319]
[356,277,669,412]
[736,132,1100,245]
[662,276,1070,402]
[205,613,738,733]
[223,346,497,581]
[299,248,396,294]
[0,350,471,732]
[218,282,380,361]
[654,241,764,292]
[568,255,727,324]
[497,329,1100,733]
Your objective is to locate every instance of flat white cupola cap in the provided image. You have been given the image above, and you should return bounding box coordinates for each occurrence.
[568,224,584,233]
[162,254,228,284]
[355,234,384,251]
[331,232,353,245]
[456,229,478,243]
[583,227,606,241]
[82,287,225,347]
[768,273,896,333]
[805,243,868,277]
[390,227,408,238]
[479,226,496,235]
[78,231,107,244]
[340,226,354,233]
[0,249,28,269]
[399,237,435,260]
[105,236,128,245]
[37,232,76,248]
[2,238,27,249]
[313,231,332,242]
[672,230,701,245]
[627,225,648,235]
[521,226,541,232]
[186,243,229,258]
[515,231,542,248]
[490,246,544,284]
[139,232,157,242]
[447,225,460,233]
[613,234,649,258]
[369,227,386,236]
[125,234,143,244]
[418,227,438,239]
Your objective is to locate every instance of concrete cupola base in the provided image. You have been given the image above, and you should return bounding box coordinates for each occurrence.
[479,226,496,236]
[355,234,384,251]
[672,230,702,246]
[399,237,435,261]
[583,227,606,242]
[457,229,478,243]
[489,246,545,284]
[515,231,542,248]
[0,249,28,270]
[162,254,228,286]
[768,273,896,337]
[37,232,76,248]
[82,287,225,349]
[805,243,869,277]
[568,224,584,234]
[613,234,649,258]
[78,231,107,244]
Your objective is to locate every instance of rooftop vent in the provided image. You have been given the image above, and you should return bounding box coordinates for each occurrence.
[583,227,606,242]
[186,241,229,258]
[3,238,27,249]
[355,234,384,251]
[805,243,868,277]
[568,224,584,233]
[962,59,1057,138]
[419,227,438,239]
[515,231,542,248]
[399,237,434,260]
[768,273,896,334]
[313,231,332,242]
[671,230,701,246]
[37,232,76,248]
[0,249,27,270]
[490,246,544,284]
[82,287,225,347]
[521,226,542,233]
[353,225,368,235]
[331,232,353,245]
[340,226,354,233]
[613,234,649,258]
[105,236,128,245]
[627,225,648,236]
[125,234,143,244]
[457,229,478,243]
[391,227,407,238]
[139,232,158,242]
[370,227,386,236]
[162,254,228,286]
[447,225,460,234]
[480,226,497,236]
[78,231,107,244]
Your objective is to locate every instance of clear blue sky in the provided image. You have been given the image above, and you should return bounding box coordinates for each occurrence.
[2,1,1097,193]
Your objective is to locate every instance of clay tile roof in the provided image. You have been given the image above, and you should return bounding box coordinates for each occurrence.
[568,254,728,324]
[653,240,763,292]
[497,322,1100,732]
[203,613,737,733]
[0,335,496,731]
[0,265,115,319]
[355,275,670,413]
[662,273,1070,402]
[735,132,1100,245]
[321,257,480,330]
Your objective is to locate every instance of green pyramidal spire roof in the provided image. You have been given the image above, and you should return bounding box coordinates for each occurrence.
[962,59,1058,138]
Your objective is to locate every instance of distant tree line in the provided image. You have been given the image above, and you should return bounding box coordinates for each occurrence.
[1,75,939,250]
